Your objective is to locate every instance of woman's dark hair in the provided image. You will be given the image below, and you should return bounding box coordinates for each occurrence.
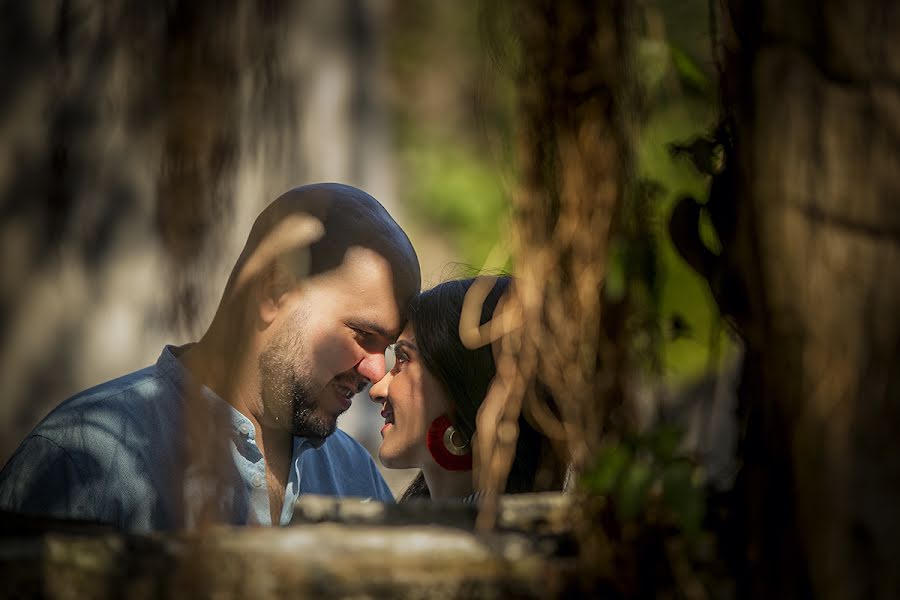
[399,275,556,500]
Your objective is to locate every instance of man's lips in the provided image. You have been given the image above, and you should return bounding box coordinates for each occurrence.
[333,383,355,411]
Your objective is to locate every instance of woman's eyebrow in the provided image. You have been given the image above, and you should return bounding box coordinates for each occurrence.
[394,339,418,354]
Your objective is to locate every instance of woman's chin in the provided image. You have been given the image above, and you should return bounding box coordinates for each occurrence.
[379,454,402,469]
[378,447,413,470]
[378,448,396,468]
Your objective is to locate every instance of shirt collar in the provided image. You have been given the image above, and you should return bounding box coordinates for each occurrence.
[156,344,318,450]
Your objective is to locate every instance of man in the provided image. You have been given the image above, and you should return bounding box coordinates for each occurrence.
[0,183,421,531]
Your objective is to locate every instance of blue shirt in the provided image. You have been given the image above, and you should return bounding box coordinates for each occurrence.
[0,345,393,531]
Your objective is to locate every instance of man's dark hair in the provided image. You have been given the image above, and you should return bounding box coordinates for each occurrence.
[204,183,420,351]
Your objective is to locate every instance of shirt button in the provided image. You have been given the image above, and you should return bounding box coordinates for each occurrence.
[251,473,264,488]
[239,424,250,435]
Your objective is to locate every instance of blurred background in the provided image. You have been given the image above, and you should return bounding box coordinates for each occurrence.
[0,0,735,496]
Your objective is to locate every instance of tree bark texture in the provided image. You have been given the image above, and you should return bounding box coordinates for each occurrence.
[510,0,632,475]
[719,2,900,598]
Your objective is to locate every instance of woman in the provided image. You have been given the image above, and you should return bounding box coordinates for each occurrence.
[369,275,559,500]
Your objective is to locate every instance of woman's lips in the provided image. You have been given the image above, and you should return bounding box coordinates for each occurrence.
[380,404,394,436]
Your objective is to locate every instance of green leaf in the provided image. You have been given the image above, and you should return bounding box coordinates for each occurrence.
[668,137,721,176]
[583,445,631,495]
[651,424,684,462]
[662,461,704,538]
[669,45,709,93]
[616,461,654,521]
[604,237,628,303]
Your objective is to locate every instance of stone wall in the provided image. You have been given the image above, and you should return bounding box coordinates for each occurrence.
[0,494,579,599]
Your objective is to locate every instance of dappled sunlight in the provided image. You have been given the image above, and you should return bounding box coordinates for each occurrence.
[2,1,895,598]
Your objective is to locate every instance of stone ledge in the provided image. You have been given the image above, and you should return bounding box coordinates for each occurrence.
[0,494,579,599]
[291,492,575,535]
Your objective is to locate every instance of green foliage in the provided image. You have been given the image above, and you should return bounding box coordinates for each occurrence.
[389,0,737,381]
[582,426,706,540]
[399,130,510,267]
[697,206,724,256]
[617,460,655,521]
[386,1,515,270]
[668,136,723,177]
[669,45,711,94]
[662,460,704,537]
[604,238,629,303]
[606,0,740,383]
[634,93,733,381]
[583,444,631,495]
[650,423,682,462]
[635,38,673,94]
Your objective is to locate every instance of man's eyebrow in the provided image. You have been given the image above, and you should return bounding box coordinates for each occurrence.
[348,319,399,340]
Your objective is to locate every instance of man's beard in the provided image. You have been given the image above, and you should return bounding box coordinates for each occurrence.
[283,371,336,445]
[258,310,338,445]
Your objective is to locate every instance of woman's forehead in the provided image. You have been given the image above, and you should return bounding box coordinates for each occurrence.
[398,322,416,340]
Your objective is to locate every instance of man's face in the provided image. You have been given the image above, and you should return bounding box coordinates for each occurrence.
[257,248,411,444]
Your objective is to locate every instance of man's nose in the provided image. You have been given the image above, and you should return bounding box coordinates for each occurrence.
[356,351,387,385]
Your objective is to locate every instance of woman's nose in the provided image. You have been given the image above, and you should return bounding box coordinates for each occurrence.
[369,372,391,403]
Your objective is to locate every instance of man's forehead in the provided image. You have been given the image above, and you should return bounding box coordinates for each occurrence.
[329,247,410,337]
[347,245,416,284]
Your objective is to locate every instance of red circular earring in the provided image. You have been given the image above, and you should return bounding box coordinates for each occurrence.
[426,415,472,471]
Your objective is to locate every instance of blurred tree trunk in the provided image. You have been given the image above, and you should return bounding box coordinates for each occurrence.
[491,1,634,591]
[717,2,900,598]
[506,0,631,484]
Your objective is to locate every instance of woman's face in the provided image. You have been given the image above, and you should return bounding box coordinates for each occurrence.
[368,323,450,469]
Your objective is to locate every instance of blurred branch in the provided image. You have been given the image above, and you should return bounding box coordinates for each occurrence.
[477,0,634,531]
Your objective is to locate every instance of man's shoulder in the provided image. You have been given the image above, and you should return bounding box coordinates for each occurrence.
[0,362,183,530]
[70,365,165,402]
[29,364,176,444]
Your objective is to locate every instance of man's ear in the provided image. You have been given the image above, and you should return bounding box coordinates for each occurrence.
[256,261,297,326]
